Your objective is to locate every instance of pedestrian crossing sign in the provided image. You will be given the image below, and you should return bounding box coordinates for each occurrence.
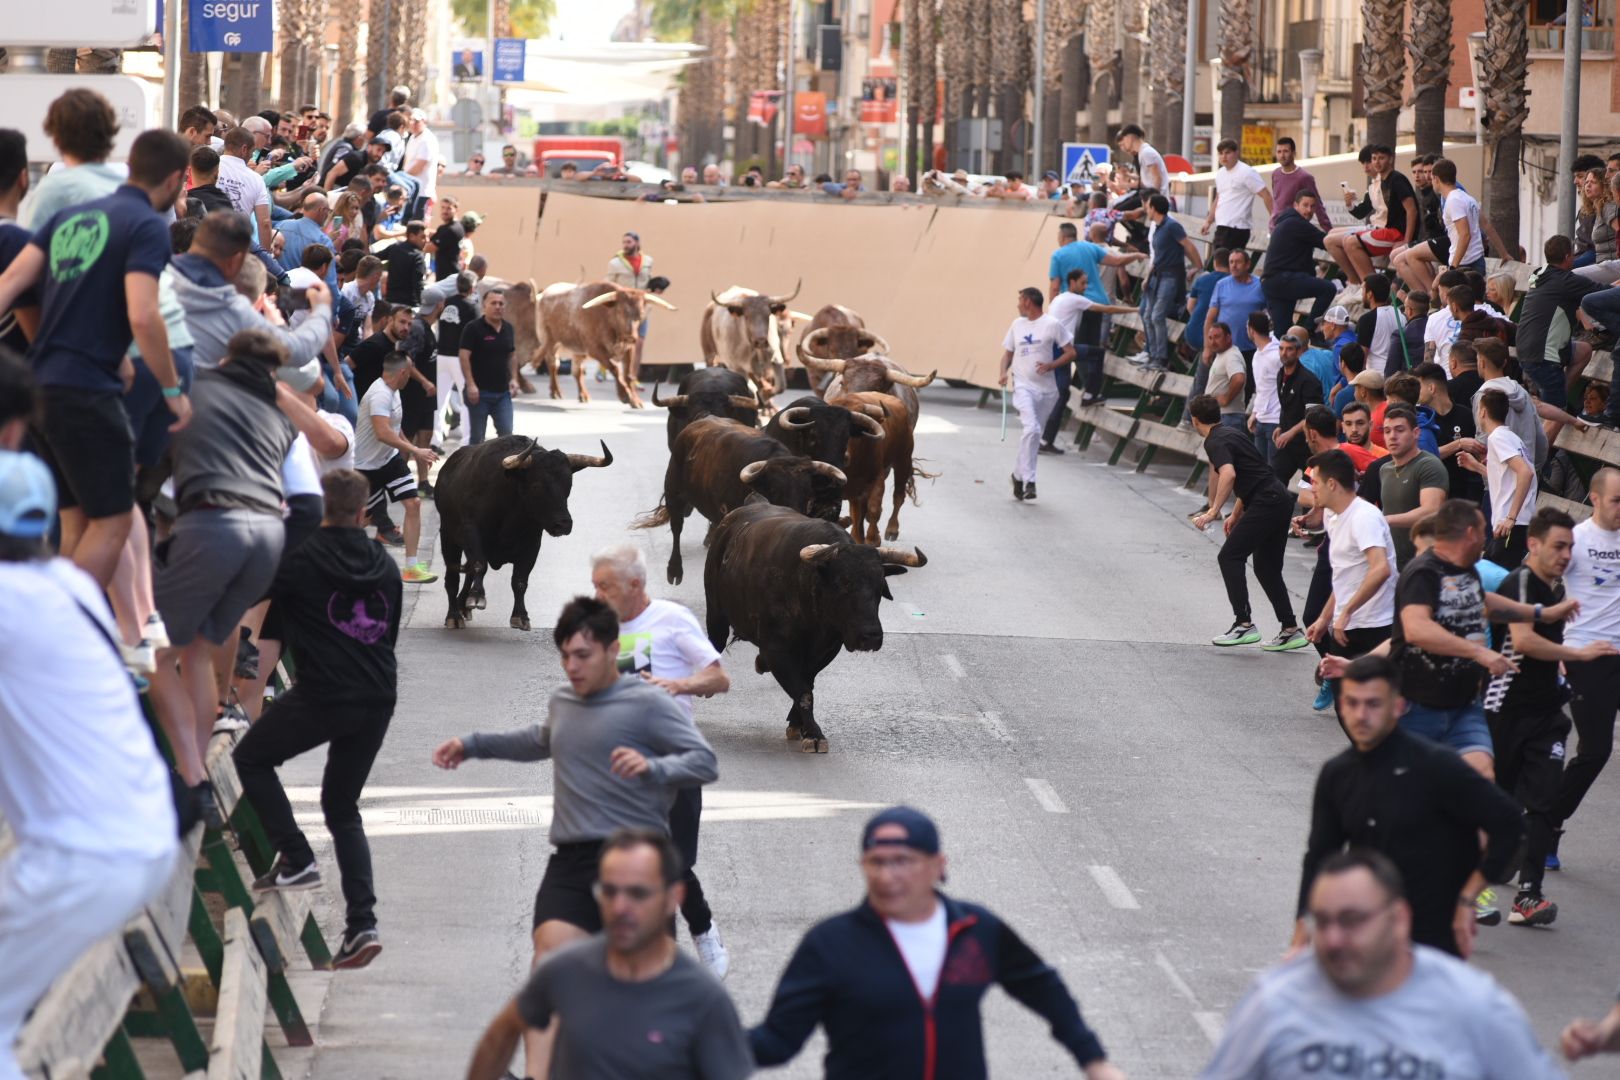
[1062,143,1111,187]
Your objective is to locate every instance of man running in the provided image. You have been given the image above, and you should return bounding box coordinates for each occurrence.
[591,545,732,978]
[997,287,1075,502]
[433,596,719,1080]
[1304,449,1396,711]
[353,353,438,582]
[464,830,752,1080]
[1190,394,1308,651]
[749,806,1128,1080]
[1457,388,1536,568]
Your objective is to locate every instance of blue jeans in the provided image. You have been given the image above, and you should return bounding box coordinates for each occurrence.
[1401,700,1493,756]
[1252,422,1277,466]
[1262,271,1338,337]
[1139,274,1183,364]
[1580,284,1620,335]
[466,390,513,445]
[320,360,359,424]
[1219,413,1248,432]
[1520,357,1568,410]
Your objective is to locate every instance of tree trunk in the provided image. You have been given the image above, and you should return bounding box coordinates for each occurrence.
[364,0,387,114]
[1059,33,1084,146]
[1480,0,1528,245]
[1086,0,1119,144]
[1407,0,1451,155]
[1361,0,1406,148]
[1119,0,1145,132]
[1217,0,1253,143]
[1089,68,1113,143]
[278,0,304,111]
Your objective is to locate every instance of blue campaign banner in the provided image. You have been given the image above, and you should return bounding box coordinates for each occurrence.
[188,0,273,52]
[1061,143,1111,186]
[493,38,526,83]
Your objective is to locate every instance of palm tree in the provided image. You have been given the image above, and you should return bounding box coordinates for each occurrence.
[1038,0,1078,170]
[1407,0,1450,155]
[1479,0,1528,246]
[990,0,1029,170]
[1148,0,1186,151]
[969,0,993,121]
[940,0,971,162]
[365,0,389,112]
[905,0,922,182]
[1217,0,1252,143]
[1086,0,1117,143]
[178,0,209,108]
[336,0,362,123]
[1119,0,1146,133]
[278,0,307,111]
[1361,0,1405,148]
[918,0,938,175]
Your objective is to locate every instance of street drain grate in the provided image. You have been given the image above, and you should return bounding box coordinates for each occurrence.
[391,808,546,826]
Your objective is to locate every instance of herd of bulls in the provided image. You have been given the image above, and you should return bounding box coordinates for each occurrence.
[433,285,938,753]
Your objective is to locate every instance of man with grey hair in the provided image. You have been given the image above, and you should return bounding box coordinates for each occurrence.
[590,544,733,979]
[435,269,479,443]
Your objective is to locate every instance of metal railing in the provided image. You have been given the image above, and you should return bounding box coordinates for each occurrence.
[1252,17,1355,104]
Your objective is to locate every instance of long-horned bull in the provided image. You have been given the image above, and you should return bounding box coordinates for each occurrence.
[512,280,675,408]
[699,282,811,401]
[635,417,847,585]
[764,395,885,469]
[829,389,927,544]
[795,305,890,369]
[650,367,761,450]
[703,500,927,752]
[436,435,613,631]
[800,348,938,430]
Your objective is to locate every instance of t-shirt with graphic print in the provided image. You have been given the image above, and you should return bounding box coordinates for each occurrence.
[1483,567,1567,715]
[617,599,722,721]
[1565,517,1620,648]
[27,185,171,392]
[1390,549,1489,709]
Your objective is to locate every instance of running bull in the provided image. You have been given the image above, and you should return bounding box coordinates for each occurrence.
[764,396,886,468]
[700,282,810,401]
[651,367,761,450]
[436,435,613,630]
[507,280,674,408]
[704,501,926,752]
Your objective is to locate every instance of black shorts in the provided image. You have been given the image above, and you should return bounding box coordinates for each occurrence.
[533,841,603,932]
[400,372,435,436]
[360,454,418,509]
[1424,235,1451,262]
[33,386,135,518]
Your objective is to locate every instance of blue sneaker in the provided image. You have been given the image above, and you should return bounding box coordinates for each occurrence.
[1312,681,1335,711]
[1546,852,1562,872]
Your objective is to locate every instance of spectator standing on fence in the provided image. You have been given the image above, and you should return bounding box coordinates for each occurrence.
[1269,136,1333,232]
[401,110,439,220]
[1117,124,1167,196]
[998,287,1075,502]
[1140,195,1201,372]
[1203,139,1271,254]
[1261,189,1337,337]
[1190,393,1307,651]
[1457,389,1536,568]
[459,288,519,445]
[1044,268,1138,449]
[1204,849,1562,1079]
[353,353,437,582]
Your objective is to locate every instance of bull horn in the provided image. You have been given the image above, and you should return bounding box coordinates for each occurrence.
[851,412,886,438]
[857,402,888,419]
[785,310,814,323]
[857,330,892,354]
[799,327,833,357]
[798,543,837,564]
[644,293,678,311]
[651,386,688,408]
[727,394,762,410]
[739,460,769,485]
[876,545,927,568]
[770,278,803,305]
[581,292,619,309]
[884,365,938,389]
[565,440,614,472]
[709,289,723,305]
[810,461,848,484]
[501,439,538,469]
[777,406,813,430]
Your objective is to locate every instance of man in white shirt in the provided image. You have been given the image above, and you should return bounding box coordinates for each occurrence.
[403,109,439,220]
[1247,313,1283,467]
[1304,448,1396,691]
[353,354,438,583]
[216,126,273,249]
[0,452,179,1078]
[1045,268,1137,448]
[1203,322,1250,428]
[1394,157,1486,293]
[998,287,1076,501]
[1117,124,1167,195]
[1203,138,1273,254]
[590,545,733,978]
[1459,387,1536,569]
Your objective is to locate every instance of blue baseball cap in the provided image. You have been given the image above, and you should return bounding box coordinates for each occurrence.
[862,806,941,855]
[0,450,56,539]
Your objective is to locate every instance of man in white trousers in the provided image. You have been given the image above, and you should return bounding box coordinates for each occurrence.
[998,287,1076,502]
[434,270,478,444]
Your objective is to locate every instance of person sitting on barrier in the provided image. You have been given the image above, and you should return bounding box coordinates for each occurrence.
[0,450,180,1077]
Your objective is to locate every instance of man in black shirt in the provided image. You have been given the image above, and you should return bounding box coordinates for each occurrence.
[435,270,479,443]
[1190,394,1308,651]
[1412,361,1483,503]
[324,135,386,190]
[459,290,518,445]
[381,221,427,306]
[428,196,465,281]
[1261,188,1337,335]
[1484,508,1617,928]
[1271,334,1325,485]
[1291,654,1524,959]
[347,302,414,395]
[366,88,408,142]
[184,146,234,218]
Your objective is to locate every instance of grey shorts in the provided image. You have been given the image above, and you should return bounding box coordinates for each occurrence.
[154,508,285,647]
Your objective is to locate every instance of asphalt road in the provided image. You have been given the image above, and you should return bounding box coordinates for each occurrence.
[275,382,1620,1079]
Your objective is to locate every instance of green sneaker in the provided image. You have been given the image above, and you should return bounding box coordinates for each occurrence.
[402,562,438,584]
[1261,627,1311,652]
[1213,622,1261,646]
[1474,886,1502,925]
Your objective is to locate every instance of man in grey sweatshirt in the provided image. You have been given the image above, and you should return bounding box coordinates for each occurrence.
[434,595,719,1080]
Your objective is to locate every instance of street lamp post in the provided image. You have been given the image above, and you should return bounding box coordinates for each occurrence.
[1298,48,1322,158]
[1181,0,1199,163]
[1033,0,1046,179]
[1556,0,1583,237]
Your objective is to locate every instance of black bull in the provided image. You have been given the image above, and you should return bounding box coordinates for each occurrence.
[703,501,926,753]
[651,367,761,450]
[435,435,612,631]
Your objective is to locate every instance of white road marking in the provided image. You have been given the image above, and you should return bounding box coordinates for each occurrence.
[978,710,1012,744]
[1087,865,1141,909]
[1194,1011,1224,1045]
[1024,778,1069,813]
[940,653,965,678]
[1154,951,1199,1004]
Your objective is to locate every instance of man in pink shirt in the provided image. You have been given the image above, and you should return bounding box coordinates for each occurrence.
[1271,136,1332,231]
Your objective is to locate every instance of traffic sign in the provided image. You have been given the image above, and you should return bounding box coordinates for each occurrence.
[3,0,157,47]
[493,38,526,83]
[187,0,272,51]
[1061,143,1111,187]
[0,76,155,163]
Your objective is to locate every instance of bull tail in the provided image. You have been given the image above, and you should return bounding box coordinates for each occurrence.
[906,459,940,506]
[633,499,670,530]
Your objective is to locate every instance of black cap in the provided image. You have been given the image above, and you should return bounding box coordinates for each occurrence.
[861,806,940,855]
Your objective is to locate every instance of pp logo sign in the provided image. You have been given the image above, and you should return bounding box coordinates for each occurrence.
[223,31,241,45]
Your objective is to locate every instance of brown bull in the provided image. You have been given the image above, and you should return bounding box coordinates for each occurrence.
[829,390,923,544]
[700,282,809,401]
[507,280,674,408]
[796,305,887,366]
[800,349,938,430]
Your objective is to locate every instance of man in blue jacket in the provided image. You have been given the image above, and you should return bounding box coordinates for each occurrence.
[749,807,1128,1080]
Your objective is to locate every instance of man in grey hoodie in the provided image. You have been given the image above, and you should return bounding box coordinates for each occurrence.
[170,209,333,369]
[433,595,719,1080]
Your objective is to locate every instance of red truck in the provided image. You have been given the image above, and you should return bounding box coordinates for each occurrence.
[532,136,625,178]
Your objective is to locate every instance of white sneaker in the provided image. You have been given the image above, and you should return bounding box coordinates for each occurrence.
[121,639,156,676]
[1337,283,1363,307]
[144,613,171,651]
[693,923,730,980]
[213,704,250,734]
[1125,351,1151,366]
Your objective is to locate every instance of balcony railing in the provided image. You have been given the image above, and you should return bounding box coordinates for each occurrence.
[1252,18,1355,105]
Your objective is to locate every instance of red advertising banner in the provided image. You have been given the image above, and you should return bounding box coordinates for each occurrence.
[748,90,781,126]
[795,92,828,136]
[860,77,897,123]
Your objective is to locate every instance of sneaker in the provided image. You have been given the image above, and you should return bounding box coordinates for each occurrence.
[234,627,260,681]
[403,562,439,584]
[1125,351,1151,366]
[1011,475,1025,501]
[1261,627,1311,652]
[693,923,730,980]
[1079,393,1105,406]
[1312,680,1335,711]
[331,928,382,970]
[252,857,322,893]
[376,525,405,547]
[143,613,171,650]
[1545,852,1562,872]
[1509,893,1558,927]
[1474,887,1501,925]
[121,639,156,676]
[213,703,250,735]
[1022,482,1037,501]
[1038,442,1066,455]
[1213,622,1261,646]
[419,481,435,499]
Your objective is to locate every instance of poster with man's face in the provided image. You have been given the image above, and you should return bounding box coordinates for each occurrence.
[861,77,897,123]
[453,48,484,80]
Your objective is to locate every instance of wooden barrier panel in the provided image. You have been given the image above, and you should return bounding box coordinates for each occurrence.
[13,936,140,1078]
[208,910,274,1080]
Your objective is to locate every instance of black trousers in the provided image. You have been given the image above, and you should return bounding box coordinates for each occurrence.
[1076,311,1106,397]
[1553,656,1620,828]
[1488,706,1572,895]
[1486,524,1529,570]
[668,786,714,936]
[1218,494,1298,627]
[1212,226,1251,255]
[234,686,393,933]
[1303,541,1333,646]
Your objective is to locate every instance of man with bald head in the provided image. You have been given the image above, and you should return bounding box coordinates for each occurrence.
[1550,467,1620,871]
[275,191,337,287]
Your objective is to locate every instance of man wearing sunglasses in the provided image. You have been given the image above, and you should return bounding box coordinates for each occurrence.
[465,829,752,1080]
[488,144,524,177]
[1202,848,1561,1078]
[433,596,719,1080]
[464,154,486,176]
